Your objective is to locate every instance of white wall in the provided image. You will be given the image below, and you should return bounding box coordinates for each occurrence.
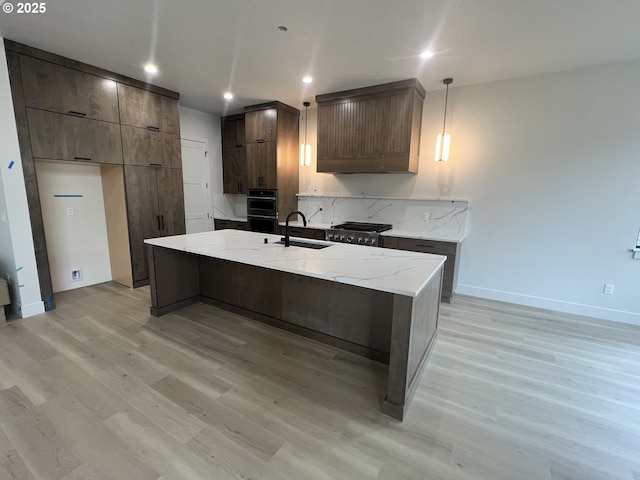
[179,106,245,221]
[179,106,247,220]
[35,161,112,292]
[0,38,44,317]
[300,59,640,324]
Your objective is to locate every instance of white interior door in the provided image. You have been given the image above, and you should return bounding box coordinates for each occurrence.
[181,138,212,233]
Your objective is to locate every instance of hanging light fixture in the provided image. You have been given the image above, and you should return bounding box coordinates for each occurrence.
[300,101,311,166]
[435,77,453,162]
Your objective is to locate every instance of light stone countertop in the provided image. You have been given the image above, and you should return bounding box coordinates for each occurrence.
[145,230,445,297]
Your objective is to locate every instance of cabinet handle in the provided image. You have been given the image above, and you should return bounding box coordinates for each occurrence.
[160,215,165,230]
[156,215,161,230]
[149,163,162,167]
[147,126,160,131]
[68,110,87,117]
[235,144,243,148]
[73,156,92,162]
[237,182,241,192]
[256,139,266,143]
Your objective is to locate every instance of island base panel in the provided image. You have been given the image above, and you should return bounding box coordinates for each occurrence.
[383,270,442,420]
[147,244,443,421]
[199,256,393,355]
[199,297,391,364]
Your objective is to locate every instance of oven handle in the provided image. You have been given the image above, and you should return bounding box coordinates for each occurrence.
[247,214,278,220]
[247,196,277,201]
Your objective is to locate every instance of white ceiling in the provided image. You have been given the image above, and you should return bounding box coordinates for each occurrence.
[2,0,640,116]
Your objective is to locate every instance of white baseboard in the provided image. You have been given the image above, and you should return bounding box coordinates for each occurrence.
[455,284,640,326]
[14,300,45,318]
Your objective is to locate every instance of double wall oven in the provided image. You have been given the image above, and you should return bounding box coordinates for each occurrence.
[247,189,278,233]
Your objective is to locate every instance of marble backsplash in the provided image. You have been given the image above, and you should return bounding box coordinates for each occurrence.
[297,195,468,237]
[213,193,247,220]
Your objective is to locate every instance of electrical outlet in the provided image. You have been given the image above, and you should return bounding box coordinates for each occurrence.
[603,284,614,295]
[422,212,430,221]
[71,269,83,282]
[67,207,74,216]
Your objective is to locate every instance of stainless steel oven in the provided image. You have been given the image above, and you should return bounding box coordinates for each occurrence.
[247,189,278,233]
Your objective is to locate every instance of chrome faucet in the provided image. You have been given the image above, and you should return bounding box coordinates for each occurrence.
[284,210,307,247]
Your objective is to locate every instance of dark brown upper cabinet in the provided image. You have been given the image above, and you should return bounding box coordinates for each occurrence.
[245,107,278,143]
[222,148,247,194]
[221,113,248,194]
[121,125,181,168]
[315,78,425,173]
[118,83,180,134]
[246,142,278,189]
[27,108,123,164]
[19,54,120,123]
[221,114,246,149]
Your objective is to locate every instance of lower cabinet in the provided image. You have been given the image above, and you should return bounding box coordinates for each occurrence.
[382,236,461,302]
[125,165,185,285]
[277,225,326,240]
[214,219,248,231]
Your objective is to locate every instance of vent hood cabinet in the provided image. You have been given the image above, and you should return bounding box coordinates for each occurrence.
[315,78,425,174]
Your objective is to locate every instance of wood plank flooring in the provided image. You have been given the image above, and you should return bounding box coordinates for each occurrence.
[0,282,638,479]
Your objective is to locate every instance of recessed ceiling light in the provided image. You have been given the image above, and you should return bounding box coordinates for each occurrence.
[277,25,288,32]
[420,50,434,60]
[223,92,233,100]
[302,76,313,84]
[144,63,158,74]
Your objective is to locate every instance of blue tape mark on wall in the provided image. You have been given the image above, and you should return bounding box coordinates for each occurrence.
[53,194,84,198]
[8,161,14,169]
[45,296,53,309]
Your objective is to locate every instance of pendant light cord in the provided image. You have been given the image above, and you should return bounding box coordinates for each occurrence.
[441,78,453,138]
[304,104,308,147]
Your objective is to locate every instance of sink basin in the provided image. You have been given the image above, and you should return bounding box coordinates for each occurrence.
[274,238,332,250]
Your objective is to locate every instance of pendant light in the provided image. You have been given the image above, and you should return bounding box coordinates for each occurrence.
[435,78,453,162]
[300,101,311,166]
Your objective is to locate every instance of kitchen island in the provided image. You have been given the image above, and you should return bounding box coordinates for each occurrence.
[145,230,445,420]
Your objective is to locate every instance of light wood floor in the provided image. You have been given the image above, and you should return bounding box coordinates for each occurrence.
[0,282,638,480]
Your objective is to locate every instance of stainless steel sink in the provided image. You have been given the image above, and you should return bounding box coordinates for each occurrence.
[274,239,332,249]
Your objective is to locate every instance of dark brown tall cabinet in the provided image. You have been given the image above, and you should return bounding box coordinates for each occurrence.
[124,166,185,285]
[118,83,185,286]
[244,102,300,218]
[220,102,300,224]
[220,114,247,194]
[4,40,185,307]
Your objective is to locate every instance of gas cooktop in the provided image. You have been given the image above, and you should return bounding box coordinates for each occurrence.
[330,222,392,233]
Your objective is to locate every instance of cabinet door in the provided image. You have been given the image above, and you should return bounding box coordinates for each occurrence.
[222,148,247,193]
[157,168,186,237]
[118,83,162,131]
[121,126,181,168]
[221,118,246,149]
[124,165,161,284]
[245,109,277,143]
[160,95,180,135]
[246,142,277,188]
[19,55,119,123]
[27,108,123,164]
